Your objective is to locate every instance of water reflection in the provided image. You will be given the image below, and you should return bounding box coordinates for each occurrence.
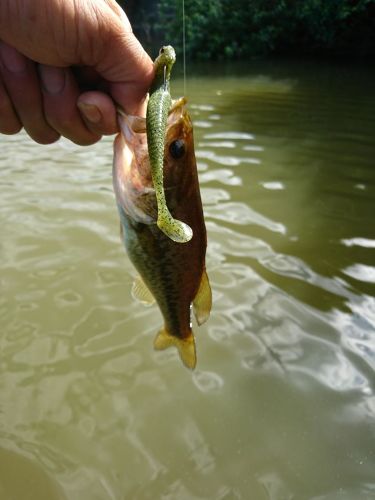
[341,238,375,249]
[1,60,375,499]
[343,264,375,284]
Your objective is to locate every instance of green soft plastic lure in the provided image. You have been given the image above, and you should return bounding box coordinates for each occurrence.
[146,46,193,243]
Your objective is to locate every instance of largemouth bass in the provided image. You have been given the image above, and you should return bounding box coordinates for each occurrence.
[113,98,211,369]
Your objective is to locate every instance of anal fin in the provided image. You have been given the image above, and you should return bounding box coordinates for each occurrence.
[193,269,212,326]
[154,327,197,370]
[131,275,155,306]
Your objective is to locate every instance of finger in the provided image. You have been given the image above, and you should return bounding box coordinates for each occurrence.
[0,75,22,134]
[39,64,101,146]
[107,39,153,116]
[93,13,154,115]
[102,0,128,20]
[0,42,60,144]
[77,91,118,136]
[110,81,149,117]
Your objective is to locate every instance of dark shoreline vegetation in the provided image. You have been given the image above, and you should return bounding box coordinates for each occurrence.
[120,0,375,61]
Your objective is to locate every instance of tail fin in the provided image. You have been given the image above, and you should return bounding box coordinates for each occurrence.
[154,327,197,370]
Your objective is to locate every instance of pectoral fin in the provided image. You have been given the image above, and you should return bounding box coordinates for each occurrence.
[154,328,197,370]
[117,109,146,133]
[193,269,212,326]
[131,276,155,306]
[129,116,146,133]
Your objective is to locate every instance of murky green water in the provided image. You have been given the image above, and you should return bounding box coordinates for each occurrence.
[1,60,374,500]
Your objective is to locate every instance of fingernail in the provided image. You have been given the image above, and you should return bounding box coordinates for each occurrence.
[77,102,102,124]
[39,65,66,95]
[0,42,26,73]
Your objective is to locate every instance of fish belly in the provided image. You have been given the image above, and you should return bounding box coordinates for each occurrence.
[118,205,193,338]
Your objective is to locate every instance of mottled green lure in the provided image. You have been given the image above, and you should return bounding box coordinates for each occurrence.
[146,46,193,243]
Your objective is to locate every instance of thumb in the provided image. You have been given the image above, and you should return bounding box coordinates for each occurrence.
[108,36,153,117]
[94,3,154,115]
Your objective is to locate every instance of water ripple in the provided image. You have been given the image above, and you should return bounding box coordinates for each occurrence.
[196,149,260,166]
[1,63,375,500]
[341,238,375,248]
[206,202,286,233]
[342,264,375,284]
[192,370,224,393]
[204,132,255,140]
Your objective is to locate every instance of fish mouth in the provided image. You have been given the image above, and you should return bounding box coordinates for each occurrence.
[115,96,191,184]
[117,95,189,133]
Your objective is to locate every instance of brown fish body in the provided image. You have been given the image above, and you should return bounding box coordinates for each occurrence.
[113,99,211,368]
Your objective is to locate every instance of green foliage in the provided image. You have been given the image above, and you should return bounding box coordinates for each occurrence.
[152,0,375,60]
[156,0,223,60]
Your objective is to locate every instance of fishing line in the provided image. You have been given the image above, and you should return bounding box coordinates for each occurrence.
[163,64,167,91]
[182,0,186,95]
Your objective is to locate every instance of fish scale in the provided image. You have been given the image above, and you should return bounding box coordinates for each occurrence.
[119,206,191,339]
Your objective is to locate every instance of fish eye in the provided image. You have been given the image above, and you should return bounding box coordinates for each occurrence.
[169,139,185,159]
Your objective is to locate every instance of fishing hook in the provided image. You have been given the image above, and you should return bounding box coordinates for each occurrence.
[163,64,167,91]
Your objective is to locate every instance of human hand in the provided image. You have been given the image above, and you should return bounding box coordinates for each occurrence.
[0,0,153,145]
